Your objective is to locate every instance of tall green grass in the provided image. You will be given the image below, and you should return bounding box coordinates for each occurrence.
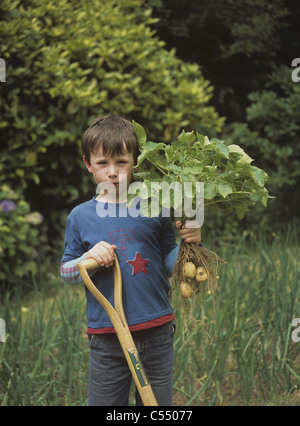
[0,227,299,406]
[0,278,89,406]
[173,226,300,405]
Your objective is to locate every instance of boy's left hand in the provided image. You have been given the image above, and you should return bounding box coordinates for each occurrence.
[176,221,201,244]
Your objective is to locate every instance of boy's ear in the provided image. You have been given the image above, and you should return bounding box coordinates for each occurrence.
[83,155,93,173]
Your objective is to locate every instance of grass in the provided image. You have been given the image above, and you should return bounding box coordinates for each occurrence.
[0,276,89,406]
[172,226,300,406]
[0,225,299,406]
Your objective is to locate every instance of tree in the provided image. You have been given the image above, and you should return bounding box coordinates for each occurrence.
[145,0,295,121]
[145,0,300,226]
[0,0,223,235]
[225,65,300,224]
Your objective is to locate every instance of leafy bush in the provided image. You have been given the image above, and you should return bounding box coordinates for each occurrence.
[226,65,300,224]
[0,0,224,232]
[0,185,43,283]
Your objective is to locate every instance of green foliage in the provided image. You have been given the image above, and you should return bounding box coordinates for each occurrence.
[1,229,299,405]
[145,0,296,125]
[131,122,269,220]
[226,65,300,222]
[173,228,300,405]
[147,0,288,58]
[0,185,43,282]
[0,0,223,233]
[0,279,89,406]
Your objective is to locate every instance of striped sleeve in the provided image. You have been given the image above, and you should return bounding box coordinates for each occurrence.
[60,253,87,285]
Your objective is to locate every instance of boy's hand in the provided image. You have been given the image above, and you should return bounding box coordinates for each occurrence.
[176,221,201,244]
[86,241,117,268]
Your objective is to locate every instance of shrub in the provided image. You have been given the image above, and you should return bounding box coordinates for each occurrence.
[0,185,43,284]
[225,65,300,224]
[0,0,224,232]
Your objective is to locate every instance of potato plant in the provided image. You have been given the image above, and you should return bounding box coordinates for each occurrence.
[131,122,270,331]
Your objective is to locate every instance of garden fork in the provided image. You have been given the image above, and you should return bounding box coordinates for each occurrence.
[77,255,158,406]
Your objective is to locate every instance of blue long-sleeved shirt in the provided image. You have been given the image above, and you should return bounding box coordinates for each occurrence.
[61,198,179,333]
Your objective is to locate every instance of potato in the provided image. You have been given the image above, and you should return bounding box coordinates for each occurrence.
[182,262,196,279]
[195,266,208,283]
[180,281,195,298]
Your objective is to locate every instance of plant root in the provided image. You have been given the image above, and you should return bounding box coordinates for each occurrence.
[172,241,226,339]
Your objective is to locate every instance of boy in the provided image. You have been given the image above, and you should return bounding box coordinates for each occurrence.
[60,113,201,406]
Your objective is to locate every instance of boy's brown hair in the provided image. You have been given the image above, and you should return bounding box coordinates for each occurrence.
[81,113,140,165]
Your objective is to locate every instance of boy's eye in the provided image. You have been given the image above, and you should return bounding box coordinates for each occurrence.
[96,160,127,165]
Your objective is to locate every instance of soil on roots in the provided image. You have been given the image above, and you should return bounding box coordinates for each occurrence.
[173,241,225,339]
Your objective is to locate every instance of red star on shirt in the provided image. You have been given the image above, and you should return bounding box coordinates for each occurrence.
[127,252,149,275]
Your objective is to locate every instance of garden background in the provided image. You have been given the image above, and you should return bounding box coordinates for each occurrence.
[0,0,299,406]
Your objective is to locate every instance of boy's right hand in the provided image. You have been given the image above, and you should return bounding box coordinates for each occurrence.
[86,242,117,268]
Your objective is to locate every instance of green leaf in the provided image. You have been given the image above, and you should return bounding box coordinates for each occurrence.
[196,132,205,146]
[136,150,150,167]
[132,120,147,146]
[204,136,211,146]
[167,164,182,173]
[133,170,161,180]
[261,190,271,207]
[235,204,248,219]
[171,140,188,150]
[249,166,267,187]
[237,155,253,165]
[228,144,247,156]
[184,164,203,175]
[143,141,165,152]
[178,130,196,145]
[217,182,233,198]
[215,142,229,159]
[204,182,217,199]
[228,144,253,164]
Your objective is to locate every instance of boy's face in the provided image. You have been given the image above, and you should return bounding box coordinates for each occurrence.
[83,145,135,202]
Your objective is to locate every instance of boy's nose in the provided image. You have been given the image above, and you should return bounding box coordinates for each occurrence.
[108,165,118,177]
